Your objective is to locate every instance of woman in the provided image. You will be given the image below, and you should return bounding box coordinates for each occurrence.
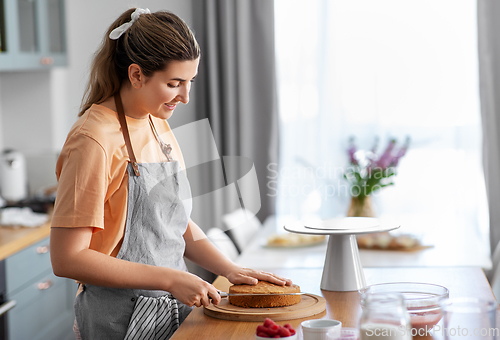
[50,8,290,340]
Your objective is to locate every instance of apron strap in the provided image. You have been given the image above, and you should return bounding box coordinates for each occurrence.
[115,92,141,177]
[148,117,174,162]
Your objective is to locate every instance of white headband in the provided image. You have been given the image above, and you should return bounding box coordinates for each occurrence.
[109,8,151,40]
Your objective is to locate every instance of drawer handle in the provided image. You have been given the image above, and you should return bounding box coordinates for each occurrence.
[37,280,53,290]
[0,300,16,316]
[40,57,54,65]
[36,246,49,254]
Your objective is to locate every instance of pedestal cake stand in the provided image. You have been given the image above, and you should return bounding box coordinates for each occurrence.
[284,217,399,292]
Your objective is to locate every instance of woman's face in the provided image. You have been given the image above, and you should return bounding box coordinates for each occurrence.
[138,58,199,120]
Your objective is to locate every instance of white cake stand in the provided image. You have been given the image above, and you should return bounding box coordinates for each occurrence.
[284,217,399,292]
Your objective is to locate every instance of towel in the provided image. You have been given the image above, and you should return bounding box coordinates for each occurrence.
[0,207,49,227]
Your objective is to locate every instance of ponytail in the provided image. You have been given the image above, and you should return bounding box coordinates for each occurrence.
[79,9,200,116]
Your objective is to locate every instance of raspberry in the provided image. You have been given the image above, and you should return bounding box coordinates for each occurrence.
[267,324,279,336]
[264,318,276,328]
[278,327,291,337]
[289,329,296,335]
[284,323,294,330]
[257,332,270,338]
[256,325,268,334]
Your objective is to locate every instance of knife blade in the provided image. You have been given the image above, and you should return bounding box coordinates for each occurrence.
[217,291,305,297]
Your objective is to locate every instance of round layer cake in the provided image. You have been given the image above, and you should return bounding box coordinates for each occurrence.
[228,281,301,308]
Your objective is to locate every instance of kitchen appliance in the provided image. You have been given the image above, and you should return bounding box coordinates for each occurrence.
[0,150,27,203]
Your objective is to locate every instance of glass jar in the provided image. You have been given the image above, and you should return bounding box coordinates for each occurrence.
[360,293,411,340]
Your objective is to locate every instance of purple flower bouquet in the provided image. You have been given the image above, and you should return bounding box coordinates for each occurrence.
[344,136,410,201]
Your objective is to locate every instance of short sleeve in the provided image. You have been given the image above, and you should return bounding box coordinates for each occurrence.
[51,133,108,231]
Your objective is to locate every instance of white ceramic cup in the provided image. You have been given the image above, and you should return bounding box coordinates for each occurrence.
[301,319,342,340]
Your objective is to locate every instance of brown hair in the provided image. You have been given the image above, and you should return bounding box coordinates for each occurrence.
[79,9,200,116]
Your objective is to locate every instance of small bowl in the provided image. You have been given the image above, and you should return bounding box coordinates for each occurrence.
[360,282,449,330]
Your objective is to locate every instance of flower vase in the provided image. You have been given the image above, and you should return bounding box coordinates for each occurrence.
[347,196,375,217]
[348,196,387,247]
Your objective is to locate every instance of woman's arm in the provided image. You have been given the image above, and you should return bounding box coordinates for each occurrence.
[183,219,292,286]
[50,226,221,307]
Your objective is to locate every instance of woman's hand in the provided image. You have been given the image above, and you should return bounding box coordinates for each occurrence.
[224,266,292,286]
[166,270,221,307]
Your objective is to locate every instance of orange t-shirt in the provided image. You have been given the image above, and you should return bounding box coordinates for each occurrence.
[51,104,186,257]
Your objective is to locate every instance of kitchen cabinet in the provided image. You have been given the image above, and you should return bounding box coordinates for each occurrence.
[5,236,76,340]
[0,0,67,71]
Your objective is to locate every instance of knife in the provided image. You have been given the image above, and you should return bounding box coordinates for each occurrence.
[217,291,305,297]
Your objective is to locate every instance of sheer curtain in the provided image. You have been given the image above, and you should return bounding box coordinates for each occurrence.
[478,0,500,256]
[274,0,488,253]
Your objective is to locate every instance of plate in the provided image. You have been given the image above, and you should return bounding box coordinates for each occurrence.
[262,234,326,249]
[304,217,380,231]
[285,219,399,235]
[357,233,432,251]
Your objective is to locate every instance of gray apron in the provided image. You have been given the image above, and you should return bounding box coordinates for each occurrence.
[74,93,193,340]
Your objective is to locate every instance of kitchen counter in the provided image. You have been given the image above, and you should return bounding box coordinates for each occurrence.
[172,267,497,339]
[0,222,51,261]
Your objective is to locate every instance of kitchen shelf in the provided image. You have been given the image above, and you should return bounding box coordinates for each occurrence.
[0,0,67,71]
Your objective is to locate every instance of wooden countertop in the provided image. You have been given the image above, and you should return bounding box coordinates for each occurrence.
[0,222,51,260]
[171,267,497,340]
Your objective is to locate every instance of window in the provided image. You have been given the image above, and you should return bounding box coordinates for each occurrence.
[274,0,488,253]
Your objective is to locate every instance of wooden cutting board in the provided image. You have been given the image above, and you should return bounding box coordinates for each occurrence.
[203,293,326,321]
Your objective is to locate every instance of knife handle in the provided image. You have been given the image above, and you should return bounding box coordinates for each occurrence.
[208,291,228,303]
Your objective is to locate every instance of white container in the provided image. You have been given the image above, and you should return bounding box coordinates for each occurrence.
[302,319,342,340]
[0,150,27,202]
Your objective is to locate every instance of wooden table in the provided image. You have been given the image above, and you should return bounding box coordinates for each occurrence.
[171,267,497,339]
[235,216,492,270]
